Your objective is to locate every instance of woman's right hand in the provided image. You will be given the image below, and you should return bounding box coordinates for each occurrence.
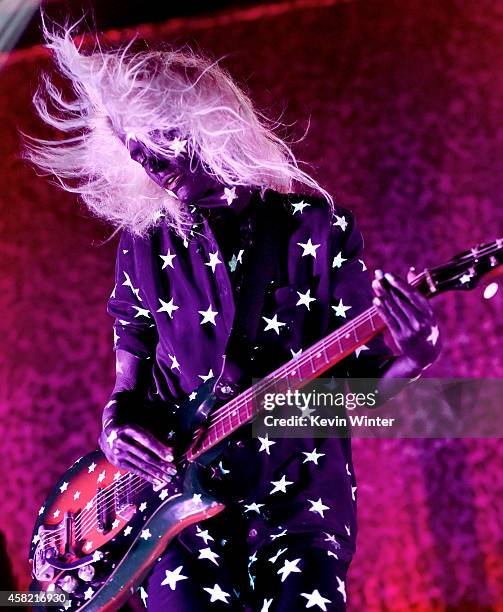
[99,421,177,487]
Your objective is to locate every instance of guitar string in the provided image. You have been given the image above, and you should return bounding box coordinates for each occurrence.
[39,243,502,550]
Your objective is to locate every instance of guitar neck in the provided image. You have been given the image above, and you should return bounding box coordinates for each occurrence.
[186,303,387,461]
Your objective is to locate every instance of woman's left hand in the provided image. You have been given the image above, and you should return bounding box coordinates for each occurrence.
[372,268,442,371]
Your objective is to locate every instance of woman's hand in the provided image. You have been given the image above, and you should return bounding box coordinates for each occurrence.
[372,269,441,372]
[99,421,176,487]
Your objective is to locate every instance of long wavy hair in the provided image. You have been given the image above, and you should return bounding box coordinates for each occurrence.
[24,19,333,237]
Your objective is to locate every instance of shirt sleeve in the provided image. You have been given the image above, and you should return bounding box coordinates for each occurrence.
[327,207,394,378]
[106,230,158,360]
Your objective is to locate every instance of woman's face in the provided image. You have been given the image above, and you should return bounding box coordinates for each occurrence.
[115,127,224,203]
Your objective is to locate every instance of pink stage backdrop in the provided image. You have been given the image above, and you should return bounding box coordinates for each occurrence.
[1,0,502,609]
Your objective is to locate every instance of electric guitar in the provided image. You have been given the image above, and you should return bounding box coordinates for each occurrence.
[28,238,503,611]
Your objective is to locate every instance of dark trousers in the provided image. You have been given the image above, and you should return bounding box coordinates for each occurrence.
[146,520,350,611]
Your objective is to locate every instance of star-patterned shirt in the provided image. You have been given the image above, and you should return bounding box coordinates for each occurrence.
[107,188,392,560]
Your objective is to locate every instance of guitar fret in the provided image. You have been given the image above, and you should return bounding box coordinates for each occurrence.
[321,342,329,364]
[308,351,315,373]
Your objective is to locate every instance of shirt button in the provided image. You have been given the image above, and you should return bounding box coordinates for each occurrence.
[248,529,258,538]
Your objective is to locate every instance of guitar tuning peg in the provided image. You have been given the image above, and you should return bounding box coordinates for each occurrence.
[407,266,416,283]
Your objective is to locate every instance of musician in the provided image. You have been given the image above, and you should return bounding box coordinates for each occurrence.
[28,24,441,612]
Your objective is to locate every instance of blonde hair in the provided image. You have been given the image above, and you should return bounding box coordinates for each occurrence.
[24,19,333,237]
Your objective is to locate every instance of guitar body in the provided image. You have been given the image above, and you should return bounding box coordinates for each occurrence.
[28,383,227,611]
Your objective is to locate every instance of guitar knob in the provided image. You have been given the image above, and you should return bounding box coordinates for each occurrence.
[78,564,95,582]
[58,575,78,593]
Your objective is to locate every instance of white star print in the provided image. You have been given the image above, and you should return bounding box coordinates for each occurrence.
[301,588,332,610]
[199,304,218,326]
[297,238,320,258]
[199,369,214,382]
[427,325,440,346]
[73,490,81,501]
[140,528,151,540]
[332,299,352,318]
[332,251,347,268]
[333,214,348,231]
[92,550,104,562]
[159,250,176,270]
[205,251,222,273]
[59,481,68,493]
[258,434,276,454]
[268,547,287,563]
[324,533,340,548]
[270,528,288,540]
[302,448,325,465]
[161,565,188,590]
[222,186,237,205]
[139,586,148,607]
[38,505,45,516]
[169,137,188,157]
[244,502,264,514]
[203,583,230,604]
[83,540,93,551]
[85,500,93,511]
[157,298,179,318]
[291,347,303,358]
[355,344,369,358]
[32,534,40,545]
[308,497,330,518]
[168,354,180,370]
[336,576,347,603]
[139,502,147,512]
[263,314,286,335]
[133,306,151,318]
[198,547,220,565]
[97,470,106,483]
[53,509,61,519]
[84,587,94,601]
[296,289,316,310]
[196,527,214,544]
[352,486,357,501]
[124,525,133,536]
[346,463,351,476]
[277,558,301,582]
[291,200,310,214]
[270,475,293,495]
[359,259,367,271]
[344,524,351,536]
[260,598,274,612]
[111,519,120,530]
[159,489,169,500]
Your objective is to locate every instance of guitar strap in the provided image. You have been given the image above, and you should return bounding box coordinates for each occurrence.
[213,189,287,398]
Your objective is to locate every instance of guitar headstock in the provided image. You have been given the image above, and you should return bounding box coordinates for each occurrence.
[412,238,503,298]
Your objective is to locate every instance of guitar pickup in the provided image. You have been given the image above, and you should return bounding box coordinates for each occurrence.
[114,474,136,521]
[96,487,114,533]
